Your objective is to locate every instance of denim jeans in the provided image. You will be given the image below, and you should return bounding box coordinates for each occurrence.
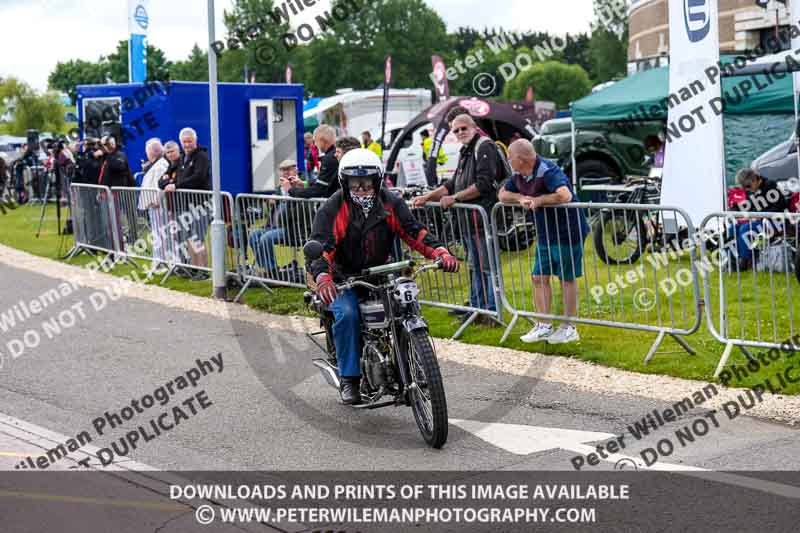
[728,220,764,262]
[329,289,361,378]
[249,227,286,271]
[463,231,496,312]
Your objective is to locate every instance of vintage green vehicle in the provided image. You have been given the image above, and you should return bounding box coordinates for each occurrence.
[532,118,664,189]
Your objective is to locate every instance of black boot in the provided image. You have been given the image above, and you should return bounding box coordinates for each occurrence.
[340,377,361,405]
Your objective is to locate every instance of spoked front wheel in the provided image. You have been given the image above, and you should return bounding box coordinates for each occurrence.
[593,211,646,265]
[403,329,448,448]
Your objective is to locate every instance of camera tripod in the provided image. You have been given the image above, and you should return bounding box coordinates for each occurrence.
[35,167,72,257]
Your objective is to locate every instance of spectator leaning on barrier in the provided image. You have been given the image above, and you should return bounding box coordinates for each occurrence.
[278,157,308,193]
[289,125,339,199]
[157,141,181,190]
[169,127,211,276]
[249,159,306,279]
[728,168,790,271]
[413,114,501,322]
[139,138,170,274]
[361,130,382,159]
[97,136,134,187]
[157,141,183,264]
[173,127,211,191]
[500,139,589,344]
[445,106,488,138]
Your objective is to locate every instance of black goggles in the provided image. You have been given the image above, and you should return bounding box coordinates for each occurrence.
[347,177,377,192]
[342,167,381,189]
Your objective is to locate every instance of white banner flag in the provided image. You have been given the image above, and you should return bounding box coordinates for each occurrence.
[128,0,149,36]
[791,0,800,179]
[661,0,725,227]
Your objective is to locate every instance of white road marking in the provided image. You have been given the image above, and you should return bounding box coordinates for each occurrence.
[450,418,615,455]
[0,412,155,471]
[451,418,800,498]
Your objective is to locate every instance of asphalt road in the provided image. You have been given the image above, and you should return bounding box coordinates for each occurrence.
[0,262,798,531]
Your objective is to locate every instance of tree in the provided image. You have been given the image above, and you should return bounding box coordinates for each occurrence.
[170,44,209,81]
[452,27,481,58]
[104,40,172,82]
[301,0,450,95]
[48,60,108,104]
[589,0,628,83]
[223,0,296,83]
[218,47,249,83]
[0,78,64,135]
[562,33,593,78]
[502,61,592,109]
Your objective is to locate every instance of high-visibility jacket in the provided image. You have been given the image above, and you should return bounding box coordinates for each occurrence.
[422,137,447,165]
[365,141,382,158]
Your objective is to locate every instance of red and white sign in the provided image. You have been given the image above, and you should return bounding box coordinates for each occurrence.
[458,98,490,117]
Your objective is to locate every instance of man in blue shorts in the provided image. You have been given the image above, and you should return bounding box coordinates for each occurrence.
[499,140,589,344]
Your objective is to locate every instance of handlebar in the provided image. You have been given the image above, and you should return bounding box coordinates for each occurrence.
[334,259,443,292]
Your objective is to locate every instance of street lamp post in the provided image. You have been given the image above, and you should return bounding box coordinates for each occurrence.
[207,0,226,300]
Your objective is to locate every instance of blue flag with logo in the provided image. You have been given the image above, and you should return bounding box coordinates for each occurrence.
[128,0,150,83]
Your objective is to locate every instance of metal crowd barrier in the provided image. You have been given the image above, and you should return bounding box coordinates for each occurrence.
[403,201,503,339]
[490,202,702,363]
[232,194,324,301]
[111,186,177,271]
[155,188,237,284]
[699,211,800,376]
[66,183,121,259]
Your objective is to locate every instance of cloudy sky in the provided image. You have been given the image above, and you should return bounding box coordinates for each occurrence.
[0,0,595,92]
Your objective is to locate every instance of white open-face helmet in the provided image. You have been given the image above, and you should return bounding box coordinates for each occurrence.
[338,148,384,198]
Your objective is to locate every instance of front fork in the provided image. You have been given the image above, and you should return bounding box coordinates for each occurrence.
[391,314,429,396]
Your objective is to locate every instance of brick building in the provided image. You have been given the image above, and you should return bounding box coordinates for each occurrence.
[628,0,794,73]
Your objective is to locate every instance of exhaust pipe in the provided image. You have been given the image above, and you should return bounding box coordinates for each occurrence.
[312,358,340,389]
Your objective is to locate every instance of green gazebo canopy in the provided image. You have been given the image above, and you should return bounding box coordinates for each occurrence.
[572,63,794,125]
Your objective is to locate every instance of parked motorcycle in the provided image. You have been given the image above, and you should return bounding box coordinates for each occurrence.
[592,175,691,264]
[303,240,450,448]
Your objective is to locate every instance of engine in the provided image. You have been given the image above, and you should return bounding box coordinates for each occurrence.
[360,332,394,392]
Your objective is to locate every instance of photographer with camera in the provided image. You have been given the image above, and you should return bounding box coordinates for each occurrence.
[97,136,133,187]
[74,138,103,185]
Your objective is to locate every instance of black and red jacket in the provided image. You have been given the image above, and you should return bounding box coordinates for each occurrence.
[309,189,444,280]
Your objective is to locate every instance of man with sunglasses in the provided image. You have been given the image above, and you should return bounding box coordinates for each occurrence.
[412,114,502,322]
[307,149,460,405]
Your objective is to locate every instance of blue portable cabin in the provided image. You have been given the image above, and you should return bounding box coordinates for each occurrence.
[75,81,306,196]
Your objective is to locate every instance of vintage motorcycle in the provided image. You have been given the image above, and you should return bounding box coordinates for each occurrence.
[303,240,449,448]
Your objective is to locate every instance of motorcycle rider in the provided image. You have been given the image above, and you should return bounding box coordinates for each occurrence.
[307,149,460,405]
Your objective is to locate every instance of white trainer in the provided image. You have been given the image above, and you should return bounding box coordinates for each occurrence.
[547,324,580,344]
[520,323,554,343]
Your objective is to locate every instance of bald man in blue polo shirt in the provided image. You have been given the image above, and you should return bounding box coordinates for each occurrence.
[499,139,589,344]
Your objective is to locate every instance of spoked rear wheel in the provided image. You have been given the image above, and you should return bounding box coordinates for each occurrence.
[404,329,448,448]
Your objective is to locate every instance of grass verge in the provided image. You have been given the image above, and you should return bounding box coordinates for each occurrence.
[2,204,797,394]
